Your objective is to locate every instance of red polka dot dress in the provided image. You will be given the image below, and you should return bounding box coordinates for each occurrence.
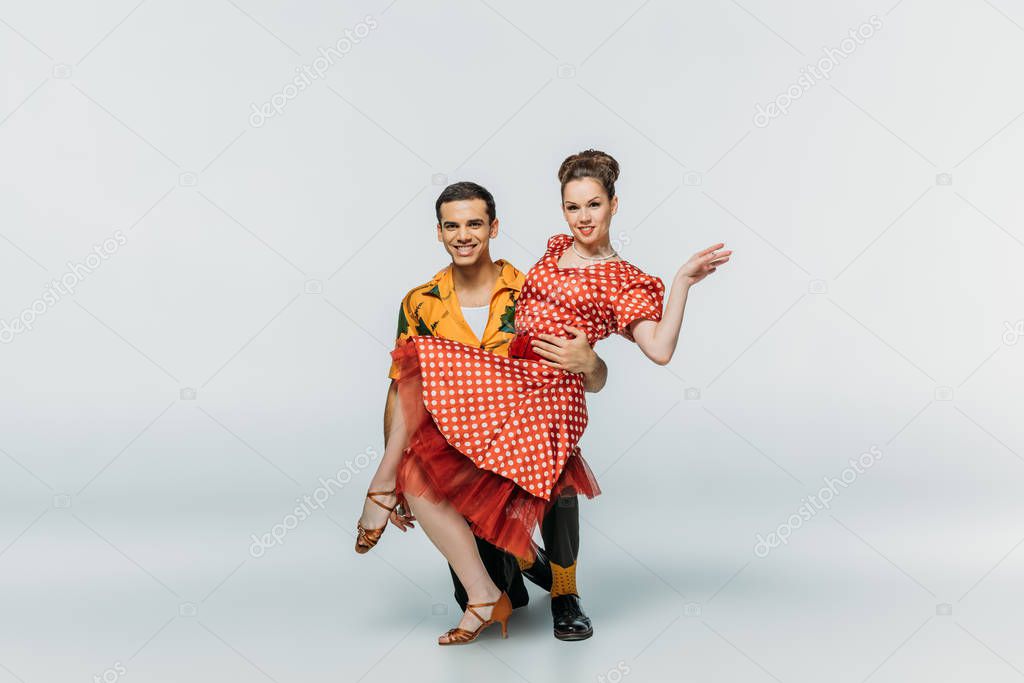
[391,234,666,559]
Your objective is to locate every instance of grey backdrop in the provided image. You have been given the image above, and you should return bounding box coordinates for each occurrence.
[2,1,1023,681]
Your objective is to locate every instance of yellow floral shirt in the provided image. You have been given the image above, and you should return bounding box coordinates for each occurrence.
[388,259,525,379]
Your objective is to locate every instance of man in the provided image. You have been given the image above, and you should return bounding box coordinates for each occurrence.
[382,181,600,640]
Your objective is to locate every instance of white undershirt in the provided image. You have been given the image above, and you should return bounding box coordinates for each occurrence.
[460,304,490,341]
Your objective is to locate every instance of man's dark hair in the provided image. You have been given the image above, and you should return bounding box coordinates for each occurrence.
[435,182,496,224]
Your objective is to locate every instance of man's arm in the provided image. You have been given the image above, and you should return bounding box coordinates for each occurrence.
[384,292,418,530]
[383,379,398,445]
[532,325,608,393]
[580,352,608,393]
[385,289,419,441]
[382,378,416,530]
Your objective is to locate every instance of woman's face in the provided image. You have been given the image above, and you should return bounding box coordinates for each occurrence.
[561,177,618,246]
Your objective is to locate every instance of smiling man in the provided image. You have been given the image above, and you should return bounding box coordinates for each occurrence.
[382,181,603,640]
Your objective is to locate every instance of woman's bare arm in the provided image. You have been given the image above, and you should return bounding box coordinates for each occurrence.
[631,243,732,365]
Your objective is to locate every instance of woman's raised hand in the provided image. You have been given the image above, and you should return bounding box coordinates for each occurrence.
[676,242,732,286]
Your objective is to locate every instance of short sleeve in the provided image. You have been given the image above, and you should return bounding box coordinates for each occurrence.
[388,295,417,380]
[612,272,665,343]
[545,234,572,257]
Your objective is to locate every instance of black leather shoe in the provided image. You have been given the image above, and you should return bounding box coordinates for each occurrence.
[551,594,593,641]
[521,546,553,592]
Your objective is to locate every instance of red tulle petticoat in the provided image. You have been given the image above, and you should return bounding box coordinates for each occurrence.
[391,336,600,561]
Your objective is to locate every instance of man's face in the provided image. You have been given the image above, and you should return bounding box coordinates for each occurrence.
[436,198,498,266]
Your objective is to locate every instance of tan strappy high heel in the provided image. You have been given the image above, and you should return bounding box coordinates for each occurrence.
[355,489,399,554]
[438,592,512,646]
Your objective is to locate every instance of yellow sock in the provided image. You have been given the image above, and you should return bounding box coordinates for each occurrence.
[550,561,578,597]
[516,556,534,571]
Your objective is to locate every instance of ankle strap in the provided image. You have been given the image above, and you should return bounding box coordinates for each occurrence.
[464,595,503,624]
[465,597,501,608]
[366,490,397,512]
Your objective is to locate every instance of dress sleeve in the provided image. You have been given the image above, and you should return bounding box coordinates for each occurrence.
[612,272,666,343]
[388,294,417,380]
[545,233,571,258]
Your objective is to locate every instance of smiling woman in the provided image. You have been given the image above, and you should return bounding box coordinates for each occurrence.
[556,150,623,265]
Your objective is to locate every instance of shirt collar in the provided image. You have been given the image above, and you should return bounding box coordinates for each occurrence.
[427,259,522,301]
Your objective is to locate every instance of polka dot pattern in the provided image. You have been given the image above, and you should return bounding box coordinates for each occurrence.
[515,234,666,344]
[408,234,665,499]
[413,336,587,498]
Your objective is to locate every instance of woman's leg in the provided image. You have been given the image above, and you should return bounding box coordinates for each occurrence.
[404,490,503,643]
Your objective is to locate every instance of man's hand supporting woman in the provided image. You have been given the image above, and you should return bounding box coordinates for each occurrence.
[531,325,608,393]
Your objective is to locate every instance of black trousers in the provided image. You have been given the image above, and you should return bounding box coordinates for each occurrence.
[451,492,580,610]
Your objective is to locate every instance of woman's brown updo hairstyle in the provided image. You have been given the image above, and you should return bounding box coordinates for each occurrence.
[558,149,620,199]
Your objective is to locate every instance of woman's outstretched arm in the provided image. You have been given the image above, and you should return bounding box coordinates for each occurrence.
[631,243,732,366]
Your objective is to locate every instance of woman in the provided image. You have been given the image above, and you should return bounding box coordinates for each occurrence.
[357,149,732,645]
